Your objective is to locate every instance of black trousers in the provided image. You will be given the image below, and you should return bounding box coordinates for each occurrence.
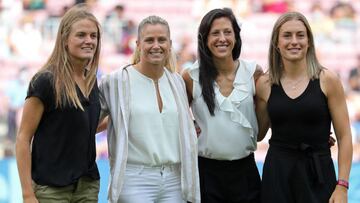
[261,142,336,203]
[198,153,261,203]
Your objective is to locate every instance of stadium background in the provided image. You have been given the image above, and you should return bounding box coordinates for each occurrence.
[0,0,360,202]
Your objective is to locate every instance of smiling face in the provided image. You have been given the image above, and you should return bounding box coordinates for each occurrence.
[277,19,309,63]
[66,18,98,66]
[137,23,171,66]
[206,17,235,60]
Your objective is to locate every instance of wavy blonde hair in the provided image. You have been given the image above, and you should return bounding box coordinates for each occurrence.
[131,15,176,72]
[36,3,101,110]
[268,11,323,85]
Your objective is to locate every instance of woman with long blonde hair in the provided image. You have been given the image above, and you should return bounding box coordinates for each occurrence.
[16,4,102,202]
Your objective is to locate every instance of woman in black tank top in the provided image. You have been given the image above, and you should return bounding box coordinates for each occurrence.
[255,12,352,203]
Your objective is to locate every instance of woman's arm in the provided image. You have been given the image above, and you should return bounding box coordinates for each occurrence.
[181,69,194,105]
[253,64,264,83]
[255,74,271,141]
[15,97,44,202]
[321,70,352,202]
[181,69,202,136]
[97,75,111,133]
[97,116,108,133]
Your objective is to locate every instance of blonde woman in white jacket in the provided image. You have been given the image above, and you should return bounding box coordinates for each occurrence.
[98,15,200,203]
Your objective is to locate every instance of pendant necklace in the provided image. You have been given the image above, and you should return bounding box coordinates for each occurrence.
[290,76,306,90]
[291,77,305,90]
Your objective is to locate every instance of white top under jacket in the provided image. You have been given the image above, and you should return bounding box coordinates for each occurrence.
[189,59,259,160]
[127,66,180,166]
[99,65,200,203]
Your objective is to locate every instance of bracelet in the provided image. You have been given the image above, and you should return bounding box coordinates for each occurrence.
[337,179,349,189]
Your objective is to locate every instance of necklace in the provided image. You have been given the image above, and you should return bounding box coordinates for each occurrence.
[285,75,307,90]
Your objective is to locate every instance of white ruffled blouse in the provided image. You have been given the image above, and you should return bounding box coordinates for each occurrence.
[189,59,258,160]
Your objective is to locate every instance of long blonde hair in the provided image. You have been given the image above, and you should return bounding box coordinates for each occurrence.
[35,3,101,110]
[268,11,323,85]
[131,15,176,72]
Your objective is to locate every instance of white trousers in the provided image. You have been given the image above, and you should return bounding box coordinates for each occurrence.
[118,163,185,203]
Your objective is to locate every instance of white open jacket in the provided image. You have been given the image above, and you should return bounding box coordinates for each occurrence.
[99,66,200,203]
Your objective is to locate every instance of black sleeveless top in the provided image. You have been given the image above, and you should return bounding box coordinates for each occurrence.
[267,79,331,146]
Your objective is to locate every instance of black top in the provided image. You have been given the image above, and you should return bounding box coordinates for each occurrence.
[27,72,100,187]
[267,79,332,146]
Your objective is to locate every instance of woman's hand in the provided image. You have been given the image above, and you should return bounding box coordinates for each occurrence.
[194,120,201,137]
[329,135,336,147]
[23,193,39,203]
[329,185,348,203]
